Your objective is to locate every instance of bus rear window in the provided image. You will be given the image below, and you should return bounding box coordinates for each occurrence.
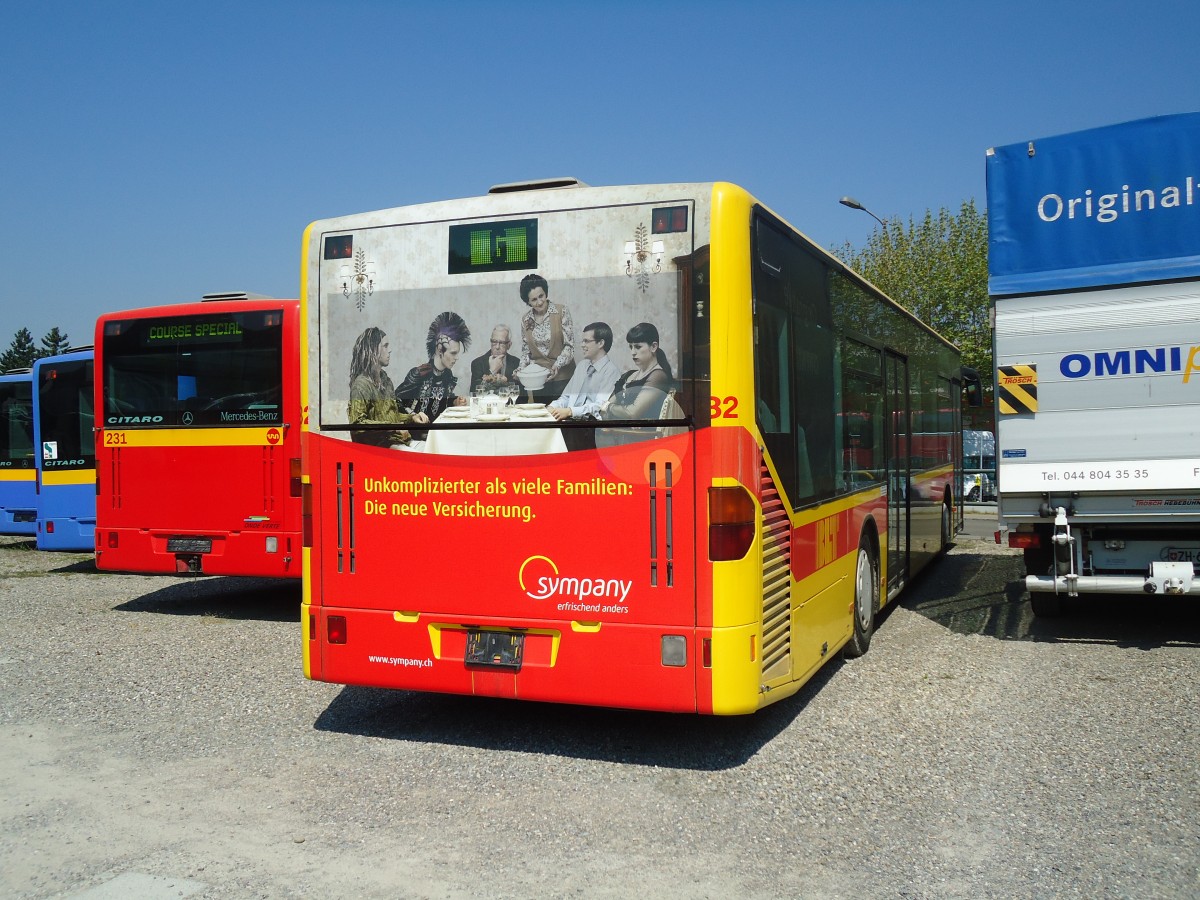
[38,360,94,466]
[317,203,700,449]
[102,311,284,427]
[0,380,34,467]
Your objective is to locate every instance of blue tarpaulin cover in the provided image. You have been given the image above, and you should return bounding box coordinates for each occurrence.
[987,112,1200,296]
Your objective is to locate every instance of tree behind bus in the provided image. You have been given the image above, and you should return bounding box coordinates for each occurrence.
[1,327,72,371]
[834,200,991,394]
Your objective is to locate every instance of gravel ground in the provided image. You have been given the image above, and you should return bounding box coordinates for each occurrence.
[0,522,1197,899]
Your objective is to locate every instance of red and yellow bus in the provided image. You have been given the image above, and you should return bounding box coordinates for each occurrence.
[301,180,976,714]
[94,293,303,578]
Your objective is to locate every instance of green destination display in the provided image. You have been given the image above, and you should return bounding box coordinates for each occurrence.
[448,218,538,274]
[140,318,245,346]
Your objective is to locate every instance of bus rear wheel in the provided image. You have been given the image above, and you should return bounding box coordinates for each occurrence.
[844,539,878,658]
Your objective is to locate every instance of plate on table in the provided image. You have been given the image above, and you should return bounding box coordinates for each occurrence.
[516,403,545,411]
[476,413,511,423]
[517,407,550,417]
[440,408,471,417]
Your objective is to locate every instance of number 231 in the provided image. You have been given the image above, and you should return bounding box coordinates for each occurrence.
[710,396,739,419]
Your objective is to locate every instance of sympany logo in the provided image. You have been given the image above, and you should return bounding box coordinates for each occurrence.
[517,555,633,605]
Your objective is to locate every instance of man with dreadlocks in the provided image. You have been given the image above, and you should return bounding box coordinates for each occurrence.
[395,311,471,425]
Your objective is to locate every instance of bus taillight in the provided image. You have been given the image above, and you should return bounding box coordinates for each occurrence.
[327,615,347,645]
[289,458,302,497]
[708,485,755,561]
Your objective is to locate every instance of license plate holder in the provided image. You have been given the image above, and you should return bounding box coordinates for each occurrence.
[168,537,213,554]
[465,631,525,671]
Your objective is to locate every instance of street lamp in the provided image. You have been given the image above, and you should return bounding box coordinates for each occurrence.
[839,196,887,228]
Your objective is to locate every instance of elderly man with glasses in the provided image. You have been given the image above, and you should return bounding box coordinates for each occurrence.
[469,325,521,394]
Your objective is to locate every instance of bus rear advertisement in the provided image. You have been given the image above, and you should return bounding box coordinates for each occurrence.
[94,295,302,577]
[33,348,96,551]
[301,180,974,714]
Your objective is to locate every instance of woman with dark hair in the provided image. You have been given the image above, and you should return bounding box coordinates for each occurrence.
[348,326,428,447]
[515,273,575,402]
[600,322,675,420]
[395,311,471,421]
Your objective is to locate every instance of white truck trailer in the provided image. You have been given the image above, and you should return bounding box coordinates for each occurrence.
[986,113,1200,614]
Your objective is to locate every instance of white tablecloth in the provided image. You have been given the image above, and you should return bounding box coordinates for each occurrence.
[425,408,568,456]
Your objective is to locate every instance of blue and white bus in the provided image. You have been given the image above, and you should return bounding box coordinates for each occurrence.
[33,347,96,551]
[0,368,36,534]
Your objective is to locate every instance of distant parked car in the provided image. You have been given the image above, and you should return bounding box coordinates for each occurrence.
[963,471,995,502]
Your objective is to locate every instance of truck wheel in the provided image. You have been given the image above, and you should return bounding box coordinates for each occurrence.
[1030,593,1063,617]
[1023,546,1053,578]
[968,485,980,501]
[844,539,878,658]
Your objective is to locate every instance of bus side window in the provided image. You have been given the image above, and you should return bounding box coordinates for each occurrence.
[754,303,797,495]
[755,310,790,435]
[754,213,837,508]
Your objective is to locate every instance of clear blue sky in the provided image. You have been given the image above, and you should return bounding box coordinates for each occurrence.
[3,0,1197,350]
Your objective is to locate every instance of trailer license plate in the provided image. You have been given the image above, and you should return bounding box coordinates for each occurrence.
[1164,547,1200,563]
[465,631,524,671]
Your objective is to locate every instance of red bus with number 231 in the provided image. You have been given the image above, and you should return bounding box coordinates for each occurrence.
[94,293,303,578]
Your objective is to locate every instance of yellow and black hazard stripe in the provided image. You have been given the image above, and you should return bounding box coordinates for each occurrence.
[997,364,1038,414]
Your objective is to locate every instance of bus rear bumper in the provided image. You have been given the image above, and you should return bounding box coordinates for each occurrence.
[0,508,37,536]
[95,528,301,578]
[304,605,707,714]
[36,517,95,552]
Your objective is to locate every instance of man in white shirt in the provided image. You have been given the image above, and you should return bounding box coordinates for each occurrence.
[548,322,620,420]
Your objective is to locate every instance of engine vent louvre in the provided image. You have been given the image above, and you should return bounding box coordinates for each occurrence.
[760,463,791,677]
